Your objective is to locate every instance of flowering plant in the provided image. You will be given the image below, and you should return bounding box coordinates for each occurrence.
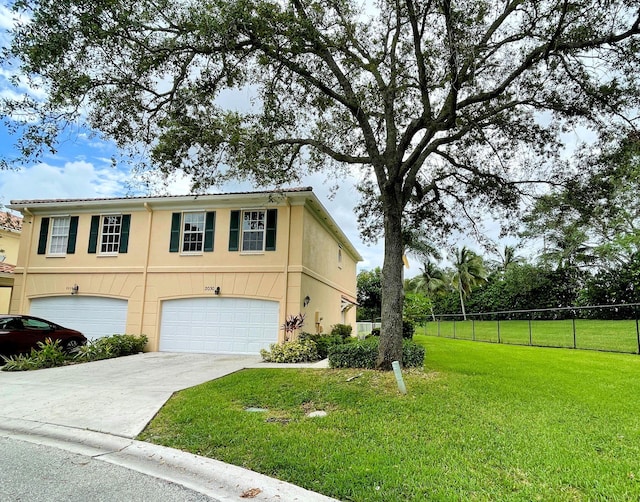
[281,313,305,341]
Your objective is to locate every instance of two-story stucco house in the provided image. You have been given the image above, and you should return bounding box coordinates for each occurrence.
[8,188,361,354]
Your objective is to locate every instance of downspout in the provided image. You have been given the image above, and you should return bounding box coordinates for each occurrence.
[19,207,35,314]
[282,197,292,340]
[139,203,154,338]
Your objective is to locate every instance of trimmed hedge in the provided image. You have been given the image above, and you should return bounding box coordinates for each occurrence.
[330,324,353,339]
[370,320,415,339]
[260,339,320,363]
[328,337,425,369]
[299,332,353,359]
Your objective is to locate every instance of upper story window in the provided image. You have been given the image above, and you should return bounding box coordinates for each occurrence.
[37,216,79,256]
[49,217,71,255]
[228,209,278,253]
[169,211,215,254]
[242,210,266,252]
[88,214,131,255]
[183,212,205,252]
[100,215,122,254]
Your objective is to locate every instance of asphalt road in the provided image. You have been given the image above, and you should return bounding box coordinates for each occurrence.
[0,437,218,502]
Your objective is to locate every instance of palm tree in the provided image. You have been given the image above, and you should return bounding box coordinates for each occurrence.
[494,244,525,274]
[451,246,488,321]
[539,225,595,270]
[407,261,449,321]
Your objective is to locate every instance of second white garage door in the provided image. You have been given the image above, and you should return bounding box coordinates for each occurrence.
[30,296,128,341]
[159,297,279,354]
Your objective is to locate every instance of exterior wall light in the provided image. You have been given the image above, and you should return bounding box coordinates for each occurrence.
[303,295,311,307]
[71,284,79,295]
[214,286,221,295]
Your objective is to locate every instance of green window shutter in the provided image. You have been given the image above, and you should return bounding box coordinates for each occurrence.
[266,209,277,251]
[228,210,240,251]
[88,215,100,254]
[169,212,181,252]
[204,211,216,252]
[37,217,50,255]
[118,214,131,253]
[66,216,79,254]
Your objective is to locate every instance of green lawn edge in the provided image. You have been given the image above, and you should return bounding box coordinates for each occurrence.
[139,336,640,501]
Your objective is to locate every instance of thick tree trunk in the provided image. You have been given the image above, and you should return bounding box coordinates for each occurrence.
[376,201,405,370]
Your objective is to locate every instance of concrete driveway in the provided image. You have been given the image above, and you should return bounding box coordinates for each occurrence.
[0,352,261,438]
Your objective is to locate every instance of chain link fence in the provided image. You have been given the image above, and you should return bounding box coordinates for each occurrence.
[419,304,640,354]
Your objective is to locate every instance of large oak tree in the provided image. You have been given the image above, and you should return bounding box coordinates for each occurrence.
[2,0,639,368]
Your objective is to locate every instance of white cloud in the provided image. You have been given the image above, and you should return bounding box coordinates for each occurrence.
[1,160,129,202]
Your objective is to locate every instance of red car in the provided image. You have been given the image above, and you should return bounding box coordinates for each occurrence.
[0,315,87,359]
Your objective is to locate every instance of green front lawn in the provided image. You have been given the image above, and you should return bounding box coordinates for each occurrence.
[139,336,640,501]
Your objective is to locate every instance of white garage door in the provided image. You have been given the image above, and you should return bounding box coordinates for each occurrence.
[30,296,128,341]
[160,297,279,354]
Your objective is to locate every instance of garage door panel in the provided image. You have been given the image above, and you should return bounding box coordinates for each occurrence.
[160,297,278,355]
[30,297,127,341]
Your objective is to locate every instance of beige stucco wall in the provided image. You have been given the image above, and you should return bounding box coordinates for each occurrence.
[10,191,360,350]
[1,227,22,313]
[298,204,359,333]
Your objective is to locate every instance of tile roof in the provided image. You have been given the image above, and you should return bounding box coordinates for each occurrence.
[0,212,22,231]
[0,263,15,274]
[10,187,314,206]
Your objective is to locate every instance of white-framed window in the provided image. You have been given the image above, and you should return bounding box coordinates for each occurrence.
[100,215,122,254]
[48,217,71,255]
[241,209,266,252]
[182,212,205,253]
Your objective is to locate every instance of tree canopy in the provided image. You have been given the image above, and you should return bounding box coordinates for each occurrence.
[522,133,640,270]
[2,0,639,368]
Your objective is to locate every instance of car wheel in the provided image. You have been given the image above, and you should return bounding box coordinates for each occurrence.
[64,339,81,353]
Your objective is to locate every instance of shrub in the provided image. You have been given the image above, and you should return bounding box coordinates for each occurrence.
[403,320,415,339]
[2,334,148,371]
[299,332,353,359]
[330,324,353,339]
[2,338,67,371]
[328,338,425,369]
[1,352,38,371]
[260,339,320,363]
[328,338,379,369]
[402,340,426,367]
[368,321,414,339]
[74,334,148,362]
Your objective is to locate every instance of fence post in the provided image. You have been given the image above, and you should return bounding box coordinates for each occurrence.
[453,319,456,339]
[472,319,475,341]
[528,316,532,346]
[438,318,441,337]
[497,319,501,344]
[636,316,640,355]
[572,317,577,349]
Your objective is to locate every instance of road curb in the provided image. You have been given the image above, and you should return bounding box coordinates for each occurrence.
[0,417,339,502]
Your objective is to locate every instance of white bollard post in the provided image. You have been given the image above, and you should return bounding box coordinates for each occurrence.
[391,360,407,394]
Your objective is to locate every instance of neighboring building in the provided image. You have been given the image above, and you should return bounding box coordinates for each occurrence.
[8,188,361,354]
[0,211,23,314]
